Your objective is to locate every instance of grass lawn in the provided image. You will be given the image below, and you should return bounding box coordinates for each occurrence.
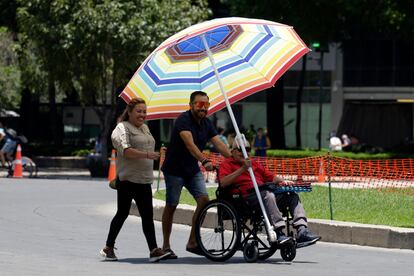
[154,186,414,228]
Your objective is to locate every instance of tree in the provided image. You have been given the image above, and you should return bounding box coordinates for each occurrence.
[16,0,210,164]
[224,0,414,149]
[0,27,20,109]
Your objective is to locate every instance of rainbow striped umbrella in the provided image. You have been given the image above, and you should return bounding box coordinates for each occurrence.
[120,17,309,120]
[120,17,309,242]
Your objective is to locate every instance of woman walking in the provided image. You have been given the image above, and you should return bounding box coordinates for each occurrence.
[100,98,171,262]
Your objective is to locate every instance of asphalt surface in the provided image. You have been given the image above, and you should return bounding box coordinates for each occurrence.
[0,177,413,276]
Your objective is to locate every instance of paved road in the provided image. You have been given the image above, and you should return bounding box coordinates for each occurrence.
[0,178,413,276]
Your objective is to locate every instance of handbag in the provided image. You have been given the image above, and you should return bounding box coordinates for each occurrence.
[109,177,119,190]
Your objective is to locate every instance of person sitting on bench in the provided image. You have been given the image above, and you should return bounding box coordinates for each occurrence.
[218,140,321,248]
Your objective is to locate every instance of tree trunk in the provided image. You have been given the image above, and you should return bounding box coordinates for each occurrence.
[295,57,307,148]
[47,73,61,145]
[266,77,286,149]
[90,106,115,177]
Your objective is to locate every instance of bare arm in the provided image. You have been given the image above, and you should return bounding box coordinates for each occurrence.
[220,159,251,187]
[179,130,206,162]
[210,135,231,158]
[123,148,160,160]
[266,137,271,149]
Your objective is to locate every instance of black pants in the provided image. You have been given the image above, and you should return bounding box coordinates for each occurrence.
[106,180,157,251]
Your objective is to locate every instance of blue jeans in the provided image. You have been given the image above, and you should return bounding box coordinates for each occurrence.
[164,171,208,206]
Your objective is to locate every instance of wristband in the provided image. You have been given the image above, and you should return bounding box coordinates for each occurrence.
[201,158,211,166]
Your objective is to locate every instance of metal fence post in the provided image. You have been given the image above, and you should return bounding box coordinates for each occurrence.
[327,152,333,220]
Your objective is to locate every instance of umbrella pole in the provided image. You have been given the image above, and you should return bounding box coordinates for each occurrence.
[201,35,277,243]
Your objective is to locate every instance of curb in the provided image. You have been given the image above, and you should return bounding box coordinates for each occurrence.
[130,199,414,250]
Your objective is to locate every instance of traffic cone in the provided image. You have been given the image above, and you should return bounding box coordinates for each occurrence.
[13,144,23,178]
[108,149,116,181]
[318,159,326,183]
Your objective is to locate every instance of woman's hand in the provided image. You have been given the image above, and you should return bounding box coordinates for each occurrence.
[146,151,160,160]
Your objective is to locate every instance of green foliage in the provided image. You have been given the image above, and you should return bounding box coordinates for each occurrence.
[16,0,211,106]
[224,0,414,44]
[154,186,414,228]
[300,186,414,228]
[72,149,93,157]
[15,0,210,153]
[0,27,21,108]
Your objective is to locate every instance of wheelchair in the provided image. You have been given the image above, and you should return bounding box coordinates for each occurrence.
[2,135,37,178]
[195,182,300,263]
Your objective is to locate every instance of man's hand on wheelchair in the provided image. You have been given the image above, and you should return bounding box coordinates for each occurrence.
[202,159,215,171]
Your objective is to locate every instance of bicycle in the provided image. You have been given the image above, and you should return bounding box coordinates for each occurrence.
[1,134,37,178]
[4,155,38,178]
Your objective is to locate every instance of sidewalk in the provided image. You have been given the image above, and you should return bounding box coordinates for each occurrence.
[131,198,414,250]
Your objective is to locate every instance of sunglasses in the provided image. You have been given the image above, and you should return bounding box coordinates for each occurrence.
[236,147,251,153]
[193,101,211,109]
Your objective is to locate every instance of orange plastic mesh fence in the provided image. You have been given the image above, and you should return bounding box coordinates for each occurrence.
[159,150,414,195]
[200,153,414,195]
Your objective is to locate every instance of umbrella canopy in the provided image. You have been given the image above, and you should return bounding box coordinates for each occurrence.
[120,17,309,119]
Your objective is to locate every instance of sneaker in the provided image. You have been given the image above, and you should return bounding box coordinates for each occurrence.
[149,248,172,263]
[100,246,118,261]
[276,230,292,245]
[296,228,321,248]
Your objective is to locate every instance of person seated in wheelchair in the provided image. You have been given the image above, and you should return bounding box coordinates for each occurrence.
[218,140,321,248]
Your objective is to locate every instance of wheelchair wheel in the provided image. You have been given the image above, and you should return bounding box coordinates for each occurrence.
[195,199,241,262]
[280,243,296,262]
[256,230,278,260]
[243,241,258,263]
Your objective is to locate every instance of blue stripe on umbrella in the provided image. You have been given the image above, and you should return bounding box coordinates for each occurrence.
[144,58,247,85]
[146,60,201,78]
[138,70,202,92]
[248,36,281,66]
[244,32,272,62]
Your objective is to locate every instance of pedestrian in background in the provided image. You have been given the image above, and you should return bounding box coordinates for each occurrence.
[329,131,342,152]
[100,98,171,262]
[0,126,17,167]
[161,91,231,258]
[252,127,271,157]
[341,134,352,151]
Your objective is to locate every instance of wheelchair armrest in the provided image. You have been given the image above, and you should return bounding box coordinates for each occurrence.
[216,183,242,200]
[247,182,312,194]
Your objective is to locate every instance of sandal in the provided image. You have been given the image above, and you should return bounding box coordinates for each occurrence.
[163,248,178,259]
